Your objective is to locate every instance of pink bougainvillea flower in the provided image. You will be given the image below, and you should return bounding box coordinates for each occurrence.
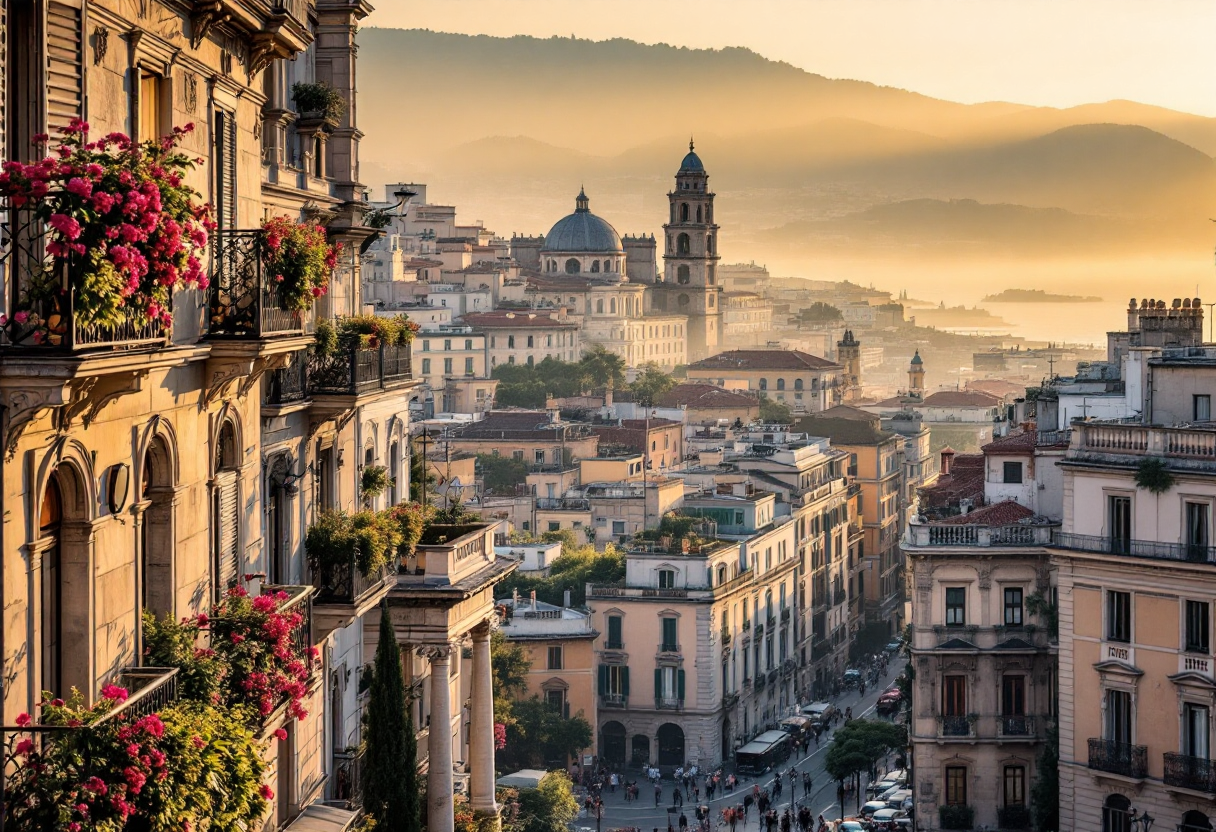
[14,712,30,727]
[260,785,275,801]
[274,728,288,741]
[100,684,129,703]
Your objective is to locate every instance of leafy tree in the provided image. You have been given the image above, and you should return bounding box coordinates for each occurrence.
[514,773,578,832]
[580,345,626,389]
[491,630,532,725]
[824,720,907,815]
[499,697,593,770]
[499,543,626,608]
[1031,725,1059,831]
[409,435,438,504]
[476,453,531,495]
[796,302,843,323]
[363,604,421,832]
[759,396,793,424]
[630,363,677,408]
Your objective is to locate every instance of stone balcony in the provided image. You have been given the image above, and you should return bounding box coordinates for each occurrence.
[311,556,397,640]
[906,522,1057,548]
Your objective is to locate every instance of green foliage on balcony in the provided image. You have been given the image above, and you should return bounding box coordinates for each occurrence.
[939,804,975,830]
[1135,456,1175,494]
[290,81,346,121]
[306,508,401,578]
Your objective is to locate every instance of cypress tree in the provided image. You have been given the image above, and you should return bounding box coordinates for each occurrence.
[363,603,420,832]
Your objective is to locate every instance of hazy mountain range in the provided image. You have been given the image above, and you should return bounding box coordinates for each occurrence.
[358,28,1216,265]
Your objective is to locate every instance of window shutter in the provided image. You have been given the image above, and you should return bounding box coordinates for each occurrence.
[677,669,686,701]
[622,667,630,696]
[598,666,607,696]
[216,470,239,588]
[215,109,237,229]
[654,668,662,699]
[45,1,83,136]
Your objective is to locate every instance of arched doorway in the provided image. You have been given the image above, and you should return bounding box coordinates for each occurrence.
[40,474,63,696]
[657,723,685,767]
[631,734,650,768]
[601,721,626,768]
[1182,811,1213,832]
[721,718,732,762]
[1102,794,1131,832]
[142,434,176,619]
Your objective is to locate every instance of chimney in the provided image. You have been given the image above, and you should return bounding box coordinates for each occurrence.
[530,589,537,609]
[563,589,571,609]
[940,447,956,476]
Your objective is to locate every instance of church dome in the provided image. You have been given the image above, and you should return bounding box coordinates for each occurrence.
[679,140,705,173]
[911,350,923,366]
[540,188,624,254]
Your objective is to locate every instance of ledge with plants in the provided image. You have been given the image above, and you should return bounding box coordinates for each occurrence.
[0,120,214,350]
[308,314,418,395]
[290,81,347,127]
[3,585,317,832]
[306,507,405,606]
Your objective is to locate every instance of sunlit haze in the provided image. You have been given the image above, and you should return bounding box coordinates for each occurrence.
[371,0,1216,116]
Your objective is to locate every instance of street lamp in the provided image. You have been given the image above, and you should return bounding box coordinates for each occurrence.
[1128,808,1154,832]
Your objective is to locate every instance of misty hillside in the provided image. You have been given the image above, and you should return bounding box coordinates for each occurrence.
[358,27,1216,262]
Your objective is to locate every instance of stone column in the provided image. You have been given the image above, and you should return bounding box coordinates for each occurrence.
[469,622,500,822]
[420,644,455,832]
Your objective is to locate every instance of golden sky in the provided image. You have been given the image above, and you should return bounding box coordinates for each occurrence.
[368,0,1215,116]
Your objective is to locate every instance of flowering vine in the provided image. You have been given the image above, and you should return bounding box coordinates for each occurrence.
[0,120,214,343]
[260,215,338,311]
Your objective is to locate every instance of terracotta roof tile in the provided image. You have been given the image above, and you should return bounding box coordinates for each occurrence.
[937,500,1036,526]
[981,431,1037,454]
[690,349,841,372]
[657,384,759,409]
[922,390,1002,407]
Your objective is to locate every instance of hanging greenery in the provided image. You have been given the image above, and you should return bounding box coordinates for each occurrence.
[259,215,338,311]
[290,81,347,121]
[361,464,393,501]
[305,508,401,578]
[1134,457,1175,494]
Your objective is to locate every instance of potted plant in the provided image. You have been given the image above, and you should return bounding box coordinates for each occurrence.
[361,464,393,503]
[0,121,214,345]
[305,508,401,580]
[290,81,346,124]
[335,313,418,349]
[259,215,338,311]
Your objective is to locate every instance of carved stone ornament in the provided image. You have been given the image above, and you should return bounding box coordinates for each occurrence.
[977,566,993,590]
[3,384,70,460]
[247,32,280,78]
[189,1,228,50]
[93,26,110,65]
[183,72,199,114]
[416,643,456,662]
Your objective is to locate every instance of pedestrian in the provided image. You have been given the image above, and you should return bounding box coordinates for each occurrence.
[655,783,662,808]
[860,680,866,697]
[780,809,791,832]
[679,812,689,830]
[743,793,753,818]
[673,786,683,807]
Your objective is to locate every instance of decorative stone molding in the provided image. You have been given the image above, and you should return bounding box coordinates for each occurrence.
[189,1,227,50]
[416,643,456,662]
[93,26,110,65]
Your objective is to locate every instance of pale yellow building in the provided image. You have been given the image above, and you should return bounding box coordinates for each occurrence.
[687,349,843,415]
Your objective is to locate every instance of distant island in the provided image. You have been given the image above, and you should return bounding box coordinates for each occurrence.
[982,289,1102,303]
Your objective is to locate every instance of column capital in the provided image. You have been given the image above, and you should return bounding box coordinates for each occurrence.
[416,642,456,661]
[470,619,497,640]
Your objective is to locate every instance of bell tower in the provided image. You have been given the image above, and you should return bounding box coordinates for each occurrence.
[838,330,862,401]
[653,140,722,362]
[908,350,925,399]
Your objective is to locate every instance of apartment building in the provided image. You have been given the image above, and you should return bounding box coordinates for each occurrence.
[460,309,581,368]
[587,491,799,769]
[686,349,843,415]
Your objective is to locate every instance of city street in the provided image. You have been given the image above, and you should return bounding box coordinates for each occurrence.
[575,659,907,832]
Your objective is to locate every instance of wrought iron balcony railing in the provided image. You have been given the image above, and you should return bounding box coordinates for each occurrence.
[940,715,972,737]
[1164,752,1216,792]
[999,715,1036,737]
[600,693,627,708]
[208,230,313,338]
[266,349,309,405]
[332,746,365,805]
[1088,738,1148,779]
[2,667,179,733]
[655,696,683,710]
[259,584,316,676]
[308,342,413,395]
[313,553,395,608]
[1054,532,1216,565]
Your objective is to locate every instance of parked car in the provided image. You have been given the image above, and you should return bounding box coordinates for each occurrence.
[885,789,912,810]
[834,821,867,832]
[884,638,905,654]
[860,801,889,818]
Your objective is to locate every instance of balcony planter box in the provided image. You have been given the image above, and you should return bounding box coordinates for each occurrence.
[939,805,974,830]
[998,805,1032,830]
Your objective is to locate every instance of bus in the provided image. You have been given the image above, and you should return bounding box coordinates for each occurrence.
[734,730,792,775]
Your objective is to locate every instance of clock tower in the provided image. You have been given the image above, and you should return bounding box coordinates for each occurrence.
[651,141,722,362]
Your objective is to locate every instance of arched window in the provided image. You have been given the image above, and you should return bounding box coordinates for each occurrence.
[40,474,63,695]
[565,258,580,274]
[794,379,804,391]
[677,294,690,308]
[716,564,727,586]
[1181,810,1213,832]
[142,434,177,619]
[212,420,240,599]
[696,205,702,223]
[597,299,604,314]
[389,440,400,504]
[677,233,690,255]
[759,378,768,391]
[708,294,715,308]
[610,298,617,314]
[1102,795,1131,832]
[590,260,600,273]
[707,235,713,254]
[680,203,689,222]
[777,378,786,391]
[677,265,690,284]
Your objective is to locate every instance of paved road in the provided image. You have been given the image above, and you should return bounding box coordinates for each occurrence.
[575,660,906,832]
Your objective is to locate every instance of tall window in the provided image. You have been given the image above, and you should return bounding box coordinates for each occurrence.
[1106,590,1131,643]
[1103,794,1131,832]
[545,688,565,712]
[599,665,629,699]
[1004,587,1024,626]
[1184,703,1210,759]
[214,109,237,230]
[1196,394,1212,422]
[655,666,684,702]
[606,615,623,649]
[942,675,967,716]
[1003,766,1025,807]
[658,569,676,589]
[1106,689,1132,745]
[661,617,678,651]
[138,70,163,142]
[945,587,966,626]
[1108,495,1132,553]
[212,422,240,599]
[945,767,967,806]
[40,475,64,697]
[1187,502,1211,559]
[1187,600,1211,654]
[547,645,563,670]
[1001,675,1025,716]
[443,357,453,375]
[421,358,431,375]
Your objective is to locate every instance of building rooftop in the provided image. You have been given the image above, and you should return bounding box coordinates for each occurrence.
[458,311,578,329]
[919,454,985,510]
[656,383,758,410]
[936,500,1037,526]
[689,349,841,372]
[794,412,895,446]
[496,598,596,639]
[447,411,592,441]
[921,390,1003,408]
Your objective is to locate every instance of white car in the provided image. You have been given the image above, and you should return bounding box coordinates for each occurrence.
[867,777,901,796]
[879,784,904,801]
[860,800,889,818]
[886,789,912,809]
[834,822,866,832]
[872,808,908,824]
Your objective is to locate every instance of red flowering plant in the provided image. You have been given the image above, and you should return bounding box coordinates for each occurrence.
[259,215,339,311]
[0,119,214,345]
[209,585,317,724]
[3,687,269,832]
